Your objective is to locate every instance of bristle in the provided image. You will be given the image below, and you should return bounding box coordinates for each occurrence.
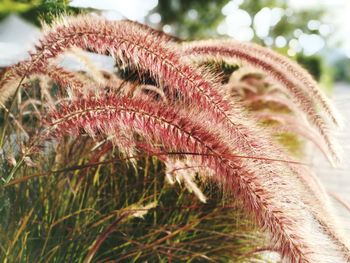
[1,15,348,262]
[181,41,342,165]
[46,95,345,262]
[183,40,343,127]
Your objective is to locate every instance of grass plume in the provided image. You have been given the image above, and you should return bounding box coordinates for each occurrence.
[0,15,348,263]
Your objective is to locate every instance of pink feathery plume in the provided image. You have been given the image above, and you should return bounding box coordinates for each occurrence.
[1,15,348,261]
[0,15,280,159]
[0,63,86,104]
[181,40,341,165]
[182,40,342,126]
[45,94,347,262]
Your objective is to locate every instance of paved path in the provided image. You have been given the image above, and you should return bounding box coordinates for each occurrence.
[310,83,350,233]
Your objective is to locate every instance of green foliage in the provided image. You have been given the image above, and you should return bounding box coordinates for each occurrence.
[334,58,350,83]
[297,55,322,81]
[0,140,265,262]
[154,0,324,42]
[0,0,81,25]
[297,54,335,93]
[156,0,229,39]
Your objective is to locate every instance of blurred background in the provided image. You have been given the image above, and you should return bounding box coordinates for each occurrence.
[1,0,350,85]
[0,0,349,224]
